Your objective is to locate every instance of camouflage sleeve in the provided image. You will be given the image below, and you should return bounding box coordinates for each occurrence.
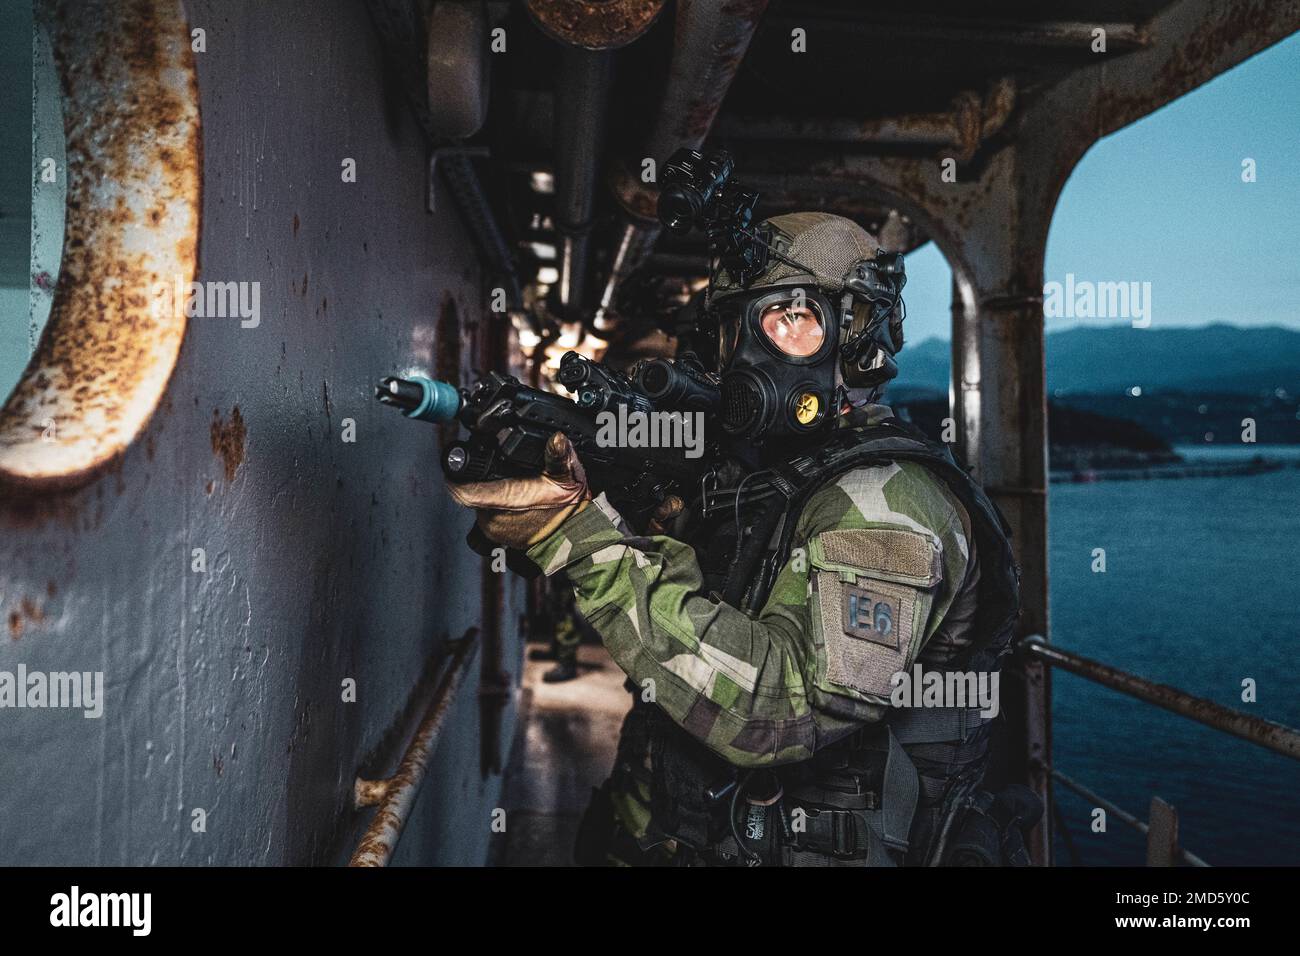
[526,461,973,768]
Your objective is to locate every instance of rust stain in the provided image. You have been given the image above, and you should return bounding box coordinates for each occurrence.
[1095,2,1277,136]
[526,0,665,50]
[0,493,83,531]
[608,161,661,221]
[292,212,300,236]
[23,598,46,627]
[8,597,46,641]
[210,406,246,481]
[1158,1,1274,100]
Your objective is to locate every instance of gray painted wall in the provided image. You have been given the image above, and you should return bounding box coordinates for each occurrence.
[0,0,524,866]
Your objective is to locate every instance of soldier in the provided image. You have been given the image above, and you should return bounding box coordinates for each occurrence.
[530,577,583,683]
[451,212,1038,866]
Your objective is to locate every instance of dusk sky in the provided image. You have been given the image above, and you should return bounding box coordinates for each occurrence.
[901,32,1300,344]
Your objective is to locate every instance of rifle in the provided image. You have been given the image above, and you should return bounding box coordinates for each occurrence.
[375,350,720,531]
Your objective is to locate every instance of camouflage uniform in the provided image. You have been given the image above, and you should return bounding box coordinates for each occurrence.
[529,401,1020,866]
[530,409,973,762]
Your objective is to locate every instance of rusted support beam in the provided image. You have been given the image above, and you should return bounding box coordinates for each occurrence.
[349,633,481,867]
[1024,637,1300,761]
[719,112,960,145]
[714,78,1016,162]
[1013,0,1300,227]
[869,19,1150,51]
[961,285,1052,866]
[766,12,1150,52]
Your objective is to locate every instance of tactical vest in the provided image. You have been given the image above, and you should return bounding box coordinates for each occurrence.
[635,419,1027,866]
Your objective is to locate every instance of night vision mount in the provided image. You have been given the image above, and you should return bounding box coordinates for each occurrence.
[657,148,769,287]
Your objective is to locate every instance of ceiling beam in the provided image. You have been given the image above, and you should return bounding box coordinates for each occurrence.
[764,13,1151,52]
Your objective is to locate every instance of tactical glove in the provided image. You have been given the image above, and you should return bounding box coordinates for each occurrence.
[448,431,591,550]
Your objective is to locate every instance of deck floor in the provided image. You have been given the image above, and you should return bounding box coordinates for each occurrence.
[496,643,629,866]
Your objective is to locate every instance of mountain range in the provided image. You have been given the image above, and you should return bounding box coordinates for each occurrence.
[891,323,1300,397]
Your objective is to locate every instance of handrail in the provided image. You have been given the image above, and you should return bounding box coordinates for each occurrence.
[1021,636,1300,760]
[1050,766,1209,867]
[348,631,481,867]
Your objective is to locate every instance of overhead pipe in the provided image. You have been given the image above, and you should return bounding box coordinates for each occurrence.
[553,48,613,319]
[595,0,770,328]
[349,631,481,867]
[529,1,665,321]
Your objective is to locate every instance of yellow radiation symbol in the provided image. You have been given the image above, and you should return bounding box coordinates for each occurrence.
[794,391,820,426]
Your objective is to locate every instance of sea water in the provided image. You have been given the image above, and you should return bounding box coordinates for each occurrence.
[1049,445,1300,865]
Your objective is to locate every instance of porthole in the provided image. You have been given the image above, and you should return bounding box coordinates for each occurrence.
[0,0,201,491]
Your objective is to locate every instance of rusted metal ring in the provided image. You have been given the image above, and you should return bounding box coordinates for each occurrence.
[525,0,665,51]
[0,0,202,492]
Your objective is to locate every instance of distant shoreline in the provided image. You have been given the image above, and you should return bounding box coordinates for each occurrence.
[1050,452,1300,484]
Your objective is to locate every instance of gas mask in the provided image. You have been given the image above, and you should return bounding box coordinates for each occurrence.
[713,285,840,445]
[654,162,908,450]
[708,233,907,448]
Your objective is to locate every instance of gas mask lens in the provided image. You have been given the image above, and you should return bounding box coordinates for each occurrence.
[758,297,825,357]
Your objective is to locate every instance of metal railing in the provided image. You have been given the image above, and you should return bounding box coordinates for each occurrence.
[1023,636,1300,759]
[349,631,481,867]
[1050,766,1209,867]
[1021,635,1300,866]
